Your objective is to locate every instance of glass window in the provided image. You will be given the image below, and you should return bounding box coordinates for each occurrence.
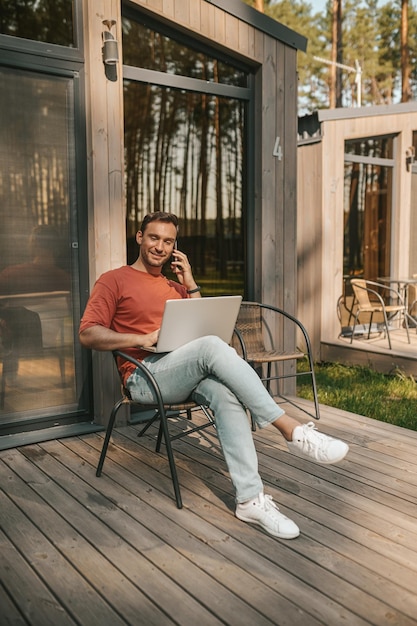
[122,16,247,87]
[124,82,245,296]
[0,67,81,420]
[345,136,394,159]
[0,0,75,46]
[343,136,394,281]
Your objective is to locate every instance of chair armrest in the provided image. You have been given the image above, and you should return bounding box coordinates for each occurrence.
[257,303,314,355]
[113,350,164,408]
[365,281,405,305]
[232,327,247,359]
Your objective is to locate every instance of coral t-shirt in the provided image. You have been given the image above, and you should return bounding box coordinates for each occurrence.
[79,265,188,383]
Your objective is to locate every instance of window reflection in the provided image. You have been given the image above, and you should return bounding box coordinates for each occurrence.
[344,136,393,280]
[0,67,78,417]
[0,226,70,294]
[124,81,245,295]
[0,0,74,46]
[122,17,247,87]
[345,136,393,159]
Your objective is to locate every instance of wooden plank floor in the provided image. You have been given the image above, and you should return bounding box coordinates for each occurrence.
[324,325,417,377]
[1,400,417,626]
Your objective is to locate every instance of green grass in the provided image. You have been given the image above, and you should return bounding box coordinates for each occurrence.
[297,360,417,431]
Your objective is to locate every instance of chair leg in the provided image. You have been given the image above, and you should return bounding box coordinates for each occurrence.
[249,409,256,431]
[266,363,272,394]
[302,323,321,420]
[156,410,183,508]
[403,310,411,344]
[96,398,126,477]
[350,312,360,343]
[367,313,374,340]
[382,310,392,350]
[154,406,217,508]
[275,367,320,421]
[137,413,159,437]
[155,414,164,453]
[200,405,216,427]
[310,368,320,420]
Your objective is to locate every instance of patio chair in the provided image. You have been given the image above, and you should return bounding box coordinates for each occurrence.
[96,350,215,509]
[0,292,71,409]
[407,275,417,330]
[232,302,320,422]
[350,279,410,350]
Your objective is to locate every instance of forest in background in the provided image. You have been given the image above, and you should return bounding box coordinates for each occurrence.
[244,0,417,114]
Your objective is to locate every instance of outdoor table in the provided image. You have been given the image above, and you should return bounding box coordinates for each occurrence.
[377,276,417,322]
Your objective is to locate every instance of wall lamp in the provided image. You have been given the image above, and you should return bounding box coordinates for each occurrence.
[406,146,415,172]
[102,19,119,66]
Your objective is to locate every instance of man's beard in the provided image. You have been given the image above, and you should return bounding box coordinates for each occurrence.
[142,250,168,267]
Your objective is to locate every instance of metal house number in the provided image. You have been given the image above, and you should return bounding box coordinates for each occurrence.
[273,136,283,160]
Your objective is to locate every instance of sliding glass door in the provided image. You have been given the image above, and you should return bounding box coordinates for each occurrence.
[0,66,87,430]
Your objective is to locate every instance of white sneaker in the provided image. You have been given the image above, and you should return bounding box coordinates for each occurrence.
[287,422,349,464]
[236,493,300,539]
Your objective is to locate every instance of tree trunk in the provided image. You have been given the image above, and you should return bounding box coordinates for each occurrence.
[401,0,412,102]
[254,0,264,12]
[330,0,343,108]
[336,0,343,107]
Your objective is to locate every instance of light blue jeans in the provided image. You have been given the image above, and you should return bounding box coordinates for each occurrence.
[126,335,285,503]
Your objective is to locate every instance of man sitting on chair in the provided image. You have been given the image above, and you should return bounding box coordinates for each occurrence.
[79,211,349,540]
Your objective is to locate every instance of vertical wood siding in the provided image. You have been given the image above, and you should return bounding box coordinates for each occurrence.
[84,0,300,420]
[297,141,322,359]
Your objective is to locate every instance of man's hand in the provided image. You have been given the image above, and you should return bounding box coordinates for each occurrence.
[171,249,200,295]
[140,329,159,348]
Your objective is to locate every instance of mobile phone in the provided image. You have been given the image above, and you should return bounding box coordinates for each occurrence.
[170,240,178,265]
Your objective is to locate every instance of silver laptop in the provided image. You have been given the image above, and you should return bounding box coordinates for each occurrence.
[144,295,242,353]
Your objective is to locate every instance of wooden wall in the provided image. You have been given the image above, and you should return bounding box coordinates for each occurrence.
[83,0,302,421]
[297,140,322,359]
[83,0,127,421]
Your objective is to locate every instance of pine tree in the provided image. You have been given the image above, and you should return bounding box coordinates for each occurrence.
[266,1,327,111]
[330,0,343,108]
[401,0,412,101]
[241,0,417,111]
[343,0,382,106]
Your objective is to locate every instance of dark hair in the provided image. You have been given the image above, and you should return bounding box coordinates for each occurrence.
[139,212,179,233]
[29,224,61,259]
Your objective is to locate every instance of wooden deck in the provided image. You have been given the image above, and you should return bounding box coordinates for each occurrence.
[323,325,417,378]
[1,399,417,626]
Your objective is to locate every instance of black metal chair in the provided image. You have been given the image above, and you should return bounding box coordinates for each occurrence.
[232,302,320,422]
[96,350,215,508]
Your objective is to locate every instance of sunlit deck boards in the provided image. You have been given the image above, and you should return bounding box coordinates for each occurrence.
[323,326,417,378]
[1,401,417,626]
